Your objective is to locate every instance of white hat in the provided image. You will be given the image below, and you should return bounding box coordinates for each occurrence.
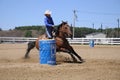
[44,10,52,14]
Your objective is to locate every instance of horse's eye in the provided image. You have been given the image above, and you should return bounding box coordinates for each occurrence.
[65,27,67,29]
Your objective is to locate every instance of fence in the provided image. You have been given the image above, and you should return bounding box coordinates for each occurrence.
[0,37,120,45]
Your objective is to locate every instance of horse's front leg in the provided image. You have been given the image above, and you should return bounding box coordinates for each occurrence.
[67,46,83,62]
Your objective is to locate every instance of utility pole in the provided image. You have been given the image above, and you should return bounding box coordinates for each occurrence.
[73,10,77,39]
[106,27,108,37]
[117,18,119,37]
[92,23,95,33]
[101,23,103,32]
[92,23,94,29]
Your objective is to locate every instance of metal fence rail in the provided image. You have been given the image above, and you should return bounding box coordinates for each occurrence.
[0,37,120,45]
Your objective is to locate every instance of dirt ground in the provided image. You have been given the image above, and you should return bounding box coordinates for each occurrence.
[0,43,120,80]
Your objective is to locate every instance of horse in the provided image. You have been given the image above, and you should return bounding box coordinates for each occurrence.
[24,21,83,63]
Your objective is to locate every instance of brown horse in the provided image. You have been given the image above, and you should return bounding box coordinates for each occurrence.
[25,21,83,63]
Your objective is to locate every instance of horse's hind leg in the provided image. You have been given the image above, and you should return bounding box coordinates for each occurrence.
[25,41,35,58]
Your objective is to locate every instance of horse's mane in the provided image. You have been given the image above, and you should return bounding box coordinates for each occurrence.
[56,22,67,36]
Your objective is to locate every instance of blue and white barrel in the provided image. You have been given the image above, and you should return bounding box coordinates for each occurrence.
[89,39,94,47]
[39,40,56,65]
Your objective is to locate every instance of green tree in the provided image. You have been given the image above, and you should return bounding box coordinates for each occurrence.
[25,30,32,37]
[74,27,95,37]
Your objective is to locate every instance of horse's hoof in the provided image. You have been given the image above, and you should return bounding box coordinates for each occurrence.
[24,56,30,59]
[73,60,78,63]
[80,59,85,63]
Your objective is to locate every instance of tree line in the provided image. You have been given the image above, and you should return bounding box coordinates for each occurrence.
[0,26,120,38]
[74,27,120,38]
[15,26,45,37]
[14,25,120,38]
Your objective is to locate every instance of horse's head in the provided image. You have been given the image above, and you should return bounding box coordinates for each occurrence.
[57,21,72,38]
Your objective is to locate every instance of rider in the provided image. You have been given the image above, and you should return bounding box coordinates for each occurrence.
[44,10,54,39]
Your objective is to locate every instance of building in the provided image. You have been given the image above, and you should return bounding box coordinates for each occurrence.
[86,32,107,44]
[85,32,106,38]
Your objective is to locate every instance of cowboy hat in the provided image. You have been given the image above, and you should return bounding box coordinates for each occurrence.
[44,10,52,14]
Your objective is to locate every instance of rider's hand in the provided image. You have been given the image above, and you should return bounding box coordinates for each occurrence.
[52,25,54,27]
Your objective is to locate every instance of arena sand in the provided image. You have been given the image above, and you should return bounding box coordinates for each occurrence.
[0,44,120,80]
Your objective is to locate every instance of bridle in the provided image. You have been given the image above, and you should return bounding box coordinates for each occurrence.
[54,26,70,38]
[54,22,72,39]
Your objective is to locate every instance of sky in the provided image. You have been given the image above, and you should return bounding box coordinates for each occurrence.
[0,0,120,30]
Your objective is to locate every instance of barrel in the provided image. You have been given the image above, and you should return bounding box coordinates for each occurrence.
[39,40,56,65]
[89,39,94,47]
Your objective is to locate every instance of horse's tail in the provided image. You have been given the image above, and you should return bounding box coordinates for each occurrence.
[24,41,36,58]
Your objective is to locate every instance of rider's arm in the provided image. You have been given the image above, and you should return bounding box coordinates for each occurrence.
[44,17,54,27]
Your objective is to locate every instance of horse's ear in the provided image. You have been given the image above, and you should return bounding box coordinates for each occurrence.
[62,21,67,23]
[61,20,64,23]
[66,21,68,23]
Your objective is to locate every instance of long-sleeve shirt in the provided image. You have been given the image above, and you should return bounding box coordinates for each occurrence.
[44,16,54,27]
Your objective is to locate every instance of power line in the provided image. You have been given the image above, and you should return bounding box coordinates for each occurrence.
[77,10,120,16]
